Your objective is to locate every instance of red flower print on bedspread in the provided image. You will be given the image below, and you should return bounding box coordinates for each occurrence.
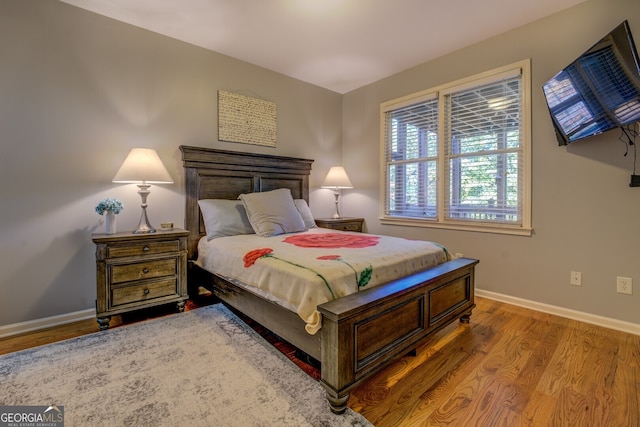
[243,248,273,267]
[243,247,337,299]
[283,233,379,248]
[317,255,341,260]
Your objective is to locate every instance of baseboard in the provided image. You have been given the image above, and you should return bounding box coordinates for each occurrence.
[3,291,639,339]
[476,288,640,336]
[0,308,96,339]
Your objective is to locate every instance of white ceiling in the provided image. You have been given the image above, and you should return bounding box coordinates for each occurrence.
[60,0,587,94]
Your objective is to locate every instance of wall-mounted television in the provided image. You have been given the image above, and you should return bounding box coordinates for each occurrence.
[542,21,640,145]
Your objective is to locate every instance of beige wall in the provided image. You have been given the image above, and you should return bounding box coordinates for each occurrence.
[341,0,640,325]
[0,1,342,326]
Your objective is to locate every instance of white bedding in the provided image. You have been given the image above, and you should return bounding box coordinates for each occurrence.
[197,228,451,334]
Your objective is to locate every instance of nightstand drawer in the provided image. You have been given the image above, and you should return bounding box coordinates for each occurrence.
[111,258,177,284]
[333,222,361,232]
[112,278,177,306]
[315,218,364,233]
[107,240,181,258]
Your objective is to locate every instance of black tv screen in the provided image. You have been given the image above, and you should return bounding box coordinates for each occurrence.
[543,21,640,145]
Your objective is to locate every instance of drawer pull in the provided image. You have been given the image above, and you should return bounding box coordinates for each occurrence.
[143,289,150,295]
[142,267,149,274]
[143,246,150,252]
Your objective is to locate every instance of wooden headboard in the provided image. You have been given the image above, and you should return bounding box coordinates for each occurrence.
[180,145,314,259]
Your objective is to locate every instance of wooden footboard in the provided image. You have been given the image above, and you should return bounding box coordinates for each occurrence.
[318,257,478,414]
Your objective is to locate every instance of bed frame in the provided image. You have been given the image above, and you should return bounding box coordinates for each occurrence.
[180,145,478,414]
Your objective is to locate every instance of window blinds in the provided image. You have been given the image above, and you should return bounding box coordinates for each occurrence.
[443,74,523,224]
[383,94,439,218]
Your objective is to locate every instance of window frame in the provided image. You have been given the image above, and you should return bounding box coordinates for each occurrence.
[379,59,532,236]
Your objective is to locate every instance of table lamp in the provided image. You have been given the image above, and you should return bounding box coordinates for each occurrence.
[112,148,173,233]
[321,166,353,219]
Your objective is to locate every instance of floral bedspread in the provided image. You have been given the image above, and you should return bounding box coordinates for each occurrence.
[197,228,451,334]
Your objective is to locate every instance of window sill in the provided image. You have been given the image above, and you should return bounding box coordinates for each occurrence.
[379,217,533,237]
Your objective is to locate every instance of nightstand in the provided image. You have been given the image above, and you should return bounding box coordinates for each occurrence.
[314,217,364,232]
[92,229,189,330]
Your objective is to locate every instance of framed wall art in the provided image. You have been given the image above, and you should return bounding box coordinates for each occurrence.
[218,90,277,147]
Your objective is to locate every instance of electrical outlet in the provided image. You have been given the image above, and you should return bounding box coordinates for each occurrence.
[617,276,633,294]
[570,271,582,286]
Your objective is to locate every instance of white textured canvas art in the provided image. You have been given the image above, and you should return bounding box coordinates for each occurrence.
[218,90,277,147]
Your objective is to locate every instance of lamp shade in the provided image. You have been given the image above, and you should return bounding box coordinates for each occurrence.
[321,166,353,189]
[112,148,174,184]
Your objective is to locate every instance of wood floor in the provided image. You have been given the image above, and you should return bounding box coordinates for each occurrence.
[349,298,640,426]
[1,297,639,426]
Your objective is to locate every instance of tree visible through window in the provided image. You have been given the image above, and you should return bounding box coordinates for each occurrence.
[381,60,531,235]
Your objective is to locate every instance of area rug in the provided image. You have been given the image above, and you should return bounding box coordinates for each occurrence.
[0,304,372,426]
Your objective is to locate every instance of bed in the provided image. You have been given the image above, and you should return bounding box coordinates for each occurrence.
[180,145,478,414]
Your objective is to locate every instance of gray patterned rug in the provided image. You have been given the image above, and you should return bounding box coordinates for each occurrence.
[0,304,372,426]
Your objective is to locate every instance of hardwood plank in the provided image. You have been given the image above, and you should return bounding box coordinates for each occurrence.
[517,390,558,427]
[422,312,533,425]
[0,317,117,354]
[606,333,640,427]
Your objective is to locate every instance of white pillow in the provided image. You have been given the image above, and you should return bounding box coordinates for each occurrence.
[239,188,306,237]
[294,199,316,229]
[198,199,255,240]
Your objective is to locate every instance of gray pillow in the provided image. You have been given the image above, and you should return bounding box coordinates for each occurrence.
[198,199,255,240]
[294,199,316,229]
[239,188,306,237]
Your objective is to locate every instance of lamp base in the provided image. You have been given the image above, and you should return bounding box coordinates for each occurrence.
[133,183,156,233]
[133,207,156,234]
[332,191,341,219]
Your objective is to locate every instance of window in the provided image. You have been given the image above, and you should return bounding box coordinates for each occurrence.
[381,60,531,235]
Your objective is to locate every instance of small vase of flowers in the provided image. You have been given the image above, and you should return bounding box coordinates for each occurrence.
[95,198,123,234]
